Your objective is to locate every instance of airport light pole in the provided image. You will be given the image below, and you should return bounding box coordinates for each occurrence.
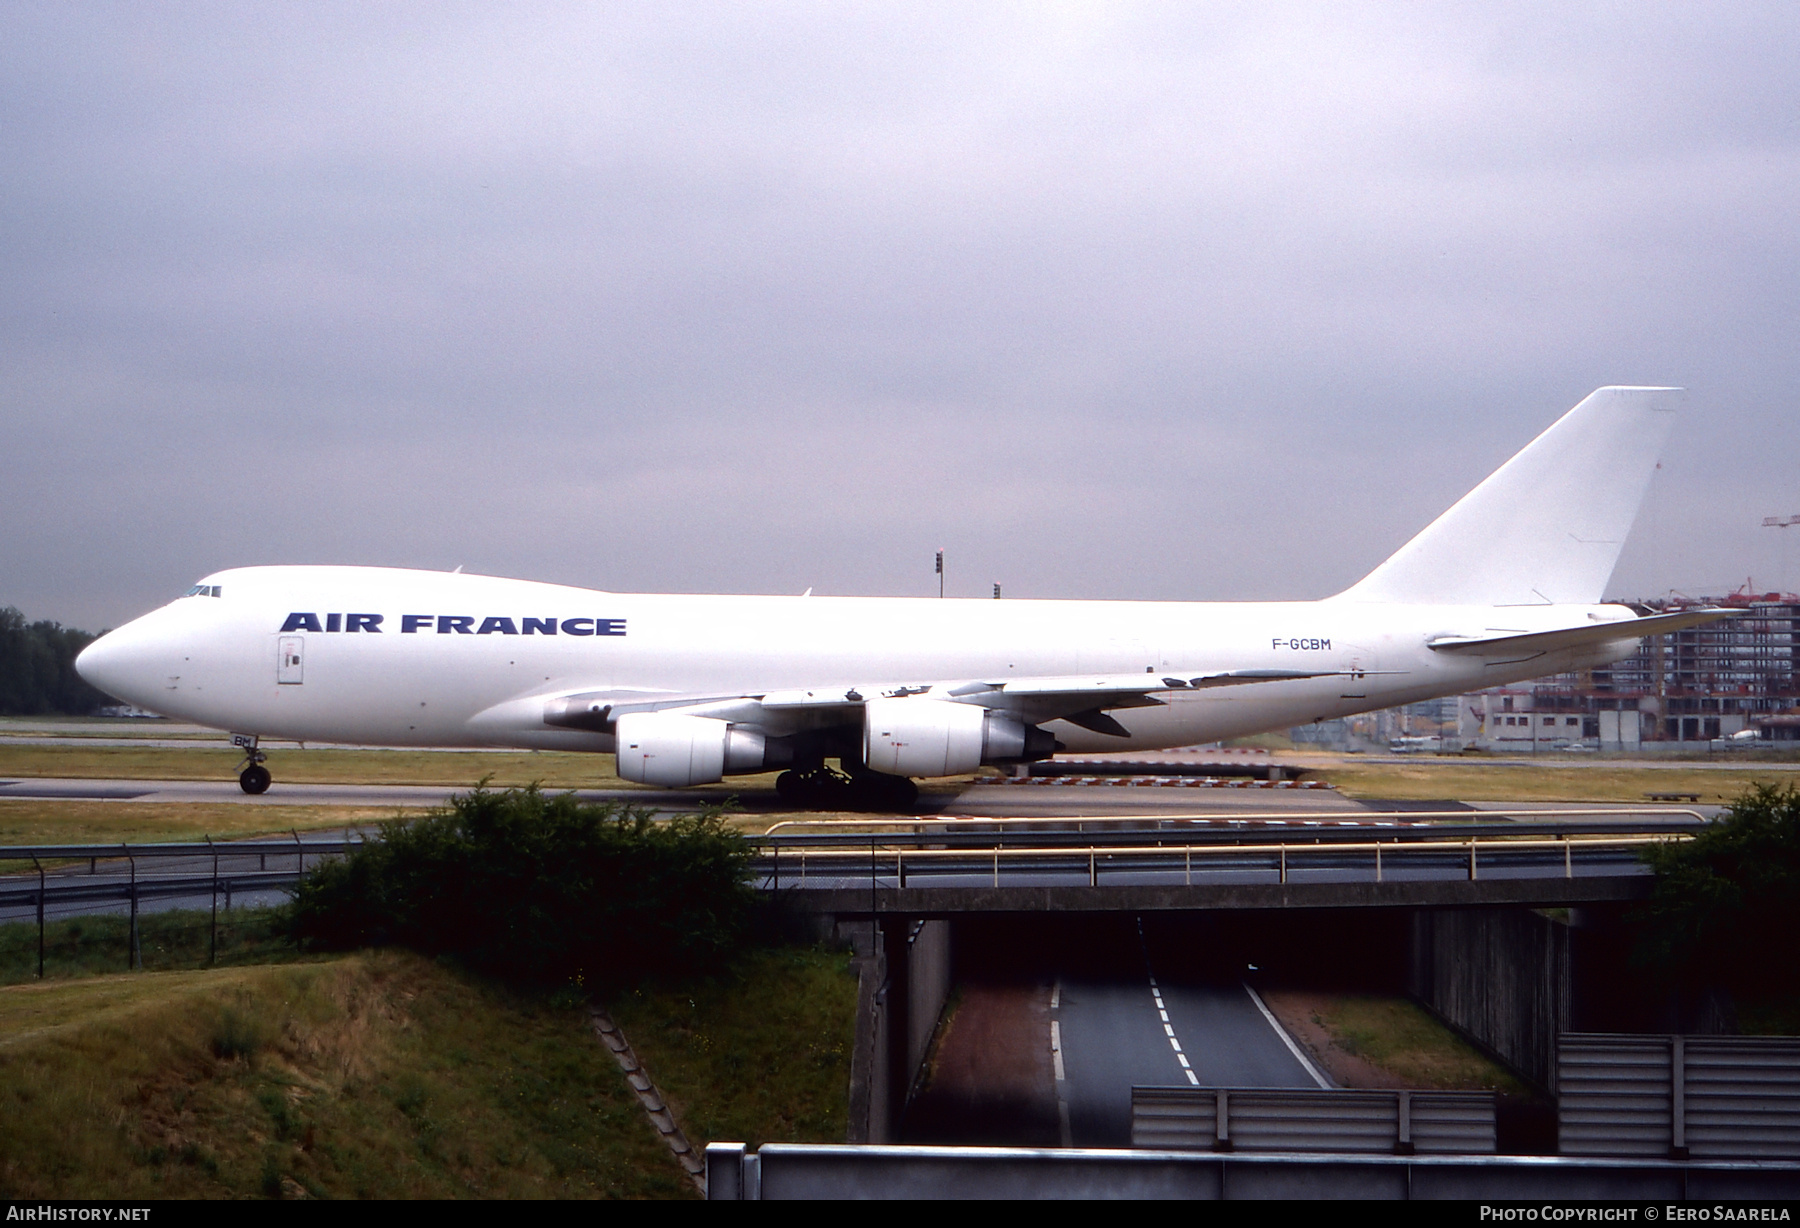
[936,549,944,598]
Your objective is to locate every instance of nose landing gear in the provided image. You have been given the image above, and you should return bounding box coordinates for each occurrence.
[232,733,271,795]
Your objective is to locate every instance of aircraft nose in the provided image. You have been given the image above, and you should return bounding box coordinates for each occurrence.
[76,618,175,710]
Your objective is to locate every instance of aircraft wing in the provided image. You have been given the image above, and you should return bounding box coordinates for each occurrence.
[539,666,1380,737]
[1426,608,1737,658]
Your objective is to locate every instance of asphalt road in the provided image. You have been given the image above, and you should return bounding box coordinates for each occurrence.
[1054,921,1323,1146]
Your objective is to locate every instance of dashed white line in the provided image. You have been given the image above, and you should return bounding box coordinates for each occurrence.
[1149,984,1199,1085]
[1142,925,1198,1084]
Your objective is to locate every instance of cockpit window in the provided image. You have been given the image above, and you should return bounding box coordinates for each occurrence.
[183,584,223,598]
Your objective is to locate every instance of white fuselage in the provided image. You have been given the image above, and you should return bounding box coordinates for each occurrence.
[76,564,1638,761]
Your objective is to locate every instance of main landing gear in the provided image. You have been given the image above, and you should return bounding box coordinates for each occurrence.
[776,764,919,812]
[233,733,271,795]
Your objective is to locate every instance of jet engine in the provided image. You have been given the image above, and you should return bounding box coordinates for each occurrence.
[615,712,777,787]
[861,697,1055,777]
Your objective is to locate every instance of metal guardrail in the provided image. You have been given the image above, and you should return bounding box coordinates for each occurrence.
[745,810,1702,892]
[0,835,365,865]
[0,834,368,978]
[704,1141,1800,1200]
[1130,1086,1496,1154]
[750,833,1674,890]
[1559,1034,1800,1160]
[759,807,1709,839]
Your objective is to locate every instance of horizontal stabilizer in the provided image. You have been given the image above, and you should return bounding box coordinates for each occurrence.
[1427,608,1737,657]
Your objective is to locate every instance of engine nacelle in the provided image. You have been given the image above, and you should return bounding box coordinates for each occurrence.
[862,697,1054,778]
[615,712,771,786]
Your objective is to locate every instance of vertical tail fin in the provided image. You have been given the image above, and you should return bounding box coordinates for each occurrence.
[1339,386,1681,606]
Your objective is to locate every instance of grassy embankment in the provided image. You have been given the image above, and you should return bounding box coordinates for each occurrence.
[0,943,857,1199]
[1265,991,1529,1093]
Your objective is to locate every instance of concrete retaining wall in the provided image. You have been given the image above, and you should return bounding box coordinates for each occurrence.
[845,915,956,1142]
[1408,907,1572,1094]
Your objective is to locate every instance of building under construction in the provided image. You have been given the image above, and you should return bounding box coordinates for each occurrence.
[1462,593,1800,751]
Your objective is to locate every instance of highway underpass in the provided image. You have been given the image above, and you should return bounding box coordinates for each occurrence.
[747,806,1706,1149]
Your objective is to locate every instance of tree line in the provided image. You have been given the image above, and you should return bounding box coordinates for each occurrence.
[0,606,112,715]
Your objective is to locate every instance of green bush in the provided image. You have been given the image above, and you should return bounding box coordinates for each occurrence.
[291,787,754,987]
[1639,782,1800,995]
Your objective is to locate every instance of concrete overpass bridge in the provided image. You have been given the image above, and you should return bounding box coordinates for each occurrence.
[742,808,1708,1145]
[747,810,1699,917]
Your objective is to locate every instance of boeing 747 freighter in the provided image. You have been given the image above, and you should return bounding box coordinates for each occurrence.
[75,387,1730,807]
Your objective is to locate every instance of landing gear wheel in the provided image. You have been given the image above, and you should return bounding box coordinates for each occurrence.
[232,733,269,795]
[847,771,918,812]
[776,770,804,803]
[775,765,920,812]
[775,766,853,809]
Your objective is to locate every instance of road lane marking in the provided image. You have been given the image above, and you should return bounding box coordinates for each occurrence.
[1140,927,1198,1086]
[1050,980,1073,1146]
[1242,981,1332,1089]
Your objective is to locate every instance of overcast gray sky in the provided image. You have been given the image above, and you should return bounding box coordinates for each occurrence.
[5,3,1797,630]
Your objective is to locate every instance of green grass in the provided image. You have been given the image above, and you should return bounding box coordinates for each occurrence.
[0,799,430,848]
[1322,759,1799,805]
[0,941,859,1198]
[0,951,693,1198]
[1307,995,1528,1093]
[608,946,859,1147]
[0,907,303,986]
[0,717,222,740]
[0,743,645,788]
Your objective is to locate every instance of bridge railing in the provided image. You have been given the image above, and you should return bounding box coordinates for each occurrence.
[746,831,1679,890]
[761,806,1708,840]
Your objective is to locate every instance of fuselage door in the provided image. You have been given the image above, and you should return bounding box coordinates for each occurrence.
[278,637,304,685]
